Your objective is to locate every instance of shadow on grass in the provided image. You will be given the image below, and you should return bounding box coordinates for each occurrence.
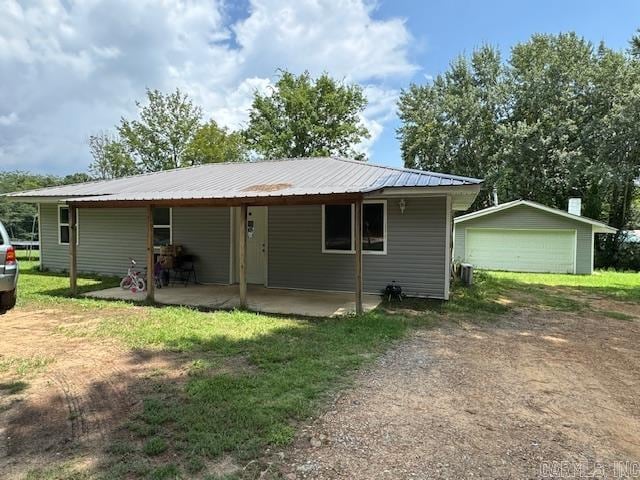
[0,380,28,395]
[7,299,427,480]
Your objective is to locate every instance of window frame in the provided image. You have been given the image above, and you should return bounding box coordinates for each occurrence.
[362,200,387,255]
[321,204,355,254]
[58,204,79,246]
[153,207,173,248]
[321,200,387,255]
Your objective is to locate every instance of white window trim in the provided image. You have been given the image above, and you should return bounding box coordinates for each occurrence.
[322,204,355,254]
[321,200,387,255]
[153,207,173,248]
[58,204,78,245]
[362,199,387,255]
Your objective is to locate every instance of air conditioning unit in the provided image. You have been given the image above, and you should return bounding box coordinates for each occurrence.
[460,263,474,286]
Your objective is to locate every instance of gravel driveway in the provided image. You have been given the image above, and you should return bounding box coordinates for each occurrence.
[281,305,640,479]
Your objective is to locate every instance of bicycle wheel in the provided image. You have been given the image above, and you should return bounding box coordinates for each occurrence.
[136,278,146,292]
[120,276,132,290]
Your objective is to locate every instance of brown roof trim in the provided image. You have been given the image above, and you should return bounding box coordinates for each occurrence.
[67,192,365,208]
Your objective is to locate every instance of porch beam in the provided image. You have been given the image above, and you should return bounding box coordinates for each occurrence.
[67,193,365,209]
[69,205,78,296]
[239,204,248,309]
[146,205,155,303]
[354,198,363,314]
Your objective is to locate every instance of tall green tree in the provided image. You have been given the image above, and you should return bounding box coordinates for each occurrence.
[245,70,369,160]
[88,132,138,179]
[397,32,640,268]
[183,120,248,165]
[119,88,202,172]
[398,46,506,207]
[497,33,596,208]
[630,29,640,57]
[398,33,640,221]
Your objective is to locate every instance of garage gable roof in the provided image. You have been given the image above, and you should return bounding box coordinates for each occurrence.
[454,200,617,234]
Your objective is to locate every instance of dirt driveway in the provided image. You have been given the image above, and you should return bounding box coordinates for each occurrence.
[0,307,189,479]
[282,305,640,479]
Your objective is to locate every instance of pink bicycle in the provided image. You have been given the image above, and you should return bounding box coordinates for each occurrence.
[120,259,146,292]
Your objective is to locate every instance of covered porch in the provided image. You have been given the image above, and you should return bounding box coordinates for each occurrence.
[66,191,371,314]
[83,284,381,317]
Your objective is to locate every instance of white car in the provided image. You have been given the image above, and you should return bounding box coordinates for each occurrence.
[0,222,18,313]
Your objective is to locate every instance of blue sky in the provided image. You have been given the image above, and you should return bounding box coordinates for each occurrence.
[0,0,638,175]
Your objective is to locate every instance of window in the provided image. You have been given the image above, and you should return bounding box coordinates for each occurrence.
[153,207,172,247]
[323,204,353,252]
[362,201,386,253]
[322,201,387,254]
[58,205,78,245]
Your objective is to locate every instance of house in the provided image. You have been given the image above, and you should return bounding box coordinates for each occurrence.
[453,199,616,274]
[6,157,482,311]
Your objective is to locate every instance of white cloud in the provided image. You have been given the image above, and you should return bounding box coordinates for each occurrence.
[0,112,18,126]
[231,0,416,81]
[0,0,415,174]
[357,85,401,156]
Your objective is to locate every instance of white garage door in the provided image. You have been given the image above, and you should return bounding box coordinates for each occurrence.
[465,229,576,273]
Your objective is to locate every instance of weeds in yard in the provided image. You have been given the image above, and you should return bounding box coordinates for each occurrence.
[0,355,54,376]
[24,463,91,480]
[143,437,169,456]
[597,310,636,321]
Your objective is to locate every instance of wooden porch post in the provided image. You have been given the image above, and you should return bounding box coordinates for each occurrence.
[146,205,155,303]
[354,198,363,314]
[239,204,248,308]
[69,205,78,296]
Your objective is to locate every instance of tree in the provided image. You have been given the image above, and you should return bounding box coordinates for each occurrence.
[245,70,369,160]
[0,171,91,240]
[183,120,248,165]
[397,32,640,269]
[88,132,138,179]
[119,88,202,172]
[398,46,507,207]
[630,29,640,57]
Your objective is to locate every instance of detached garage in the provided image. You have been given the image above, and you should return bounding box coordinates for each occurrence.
[453,200,617,274]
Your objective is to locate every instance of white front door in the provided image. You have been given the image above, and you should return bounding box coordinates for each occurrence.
[246,206,267,284]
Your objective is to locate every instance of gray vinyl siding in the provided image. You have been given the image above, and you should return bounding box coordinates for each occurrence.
[39,204,231,281]
[39,203,147,276]
[268,196,448,298]
[172,207,230,284]
[453,204,593,274]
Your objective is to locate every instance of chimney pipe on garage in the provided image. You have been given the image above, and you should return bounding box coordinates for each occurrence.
[492,187,499,206]
[568,198,582,216]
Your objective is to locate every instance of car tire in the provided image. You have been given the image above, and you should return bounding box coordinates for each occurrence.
[0,289,16,313]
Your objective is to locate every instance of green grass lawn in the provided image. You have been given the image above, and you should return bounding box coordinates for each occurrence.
[9,252,639,479]
[487,270,640,302]
[13,254,436,479]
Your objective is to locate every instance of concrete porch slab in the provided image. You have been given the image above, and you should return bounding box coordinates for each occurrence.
[83,284,381,317]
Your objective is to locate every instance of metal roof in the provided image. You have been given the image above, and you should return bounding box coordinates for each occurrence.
[454,199,617,234]
[6,157,482,202]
